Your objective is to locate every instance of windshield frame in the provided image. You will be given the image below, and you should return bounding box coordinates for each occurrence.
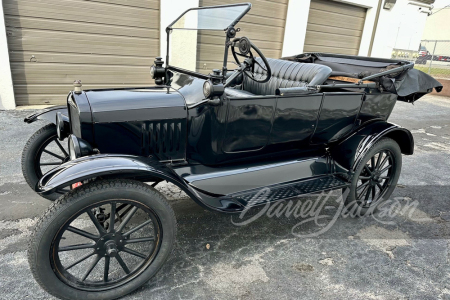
[167,3,252,31]
[165,3,252,80]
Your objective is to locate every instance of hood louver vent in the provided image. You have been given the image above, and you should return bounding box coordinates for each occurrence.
[144,120,186,162]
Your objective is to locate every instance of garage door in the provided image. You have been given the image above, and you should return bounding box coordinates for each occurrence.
[3,0,159,105]
[196,0,288,73]
[304,0,366,55]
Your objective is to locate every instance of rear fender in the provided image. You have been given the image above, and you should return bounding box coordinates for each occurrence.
[37,154,243,212]
[24,105,68,124]
[330,121,414,171]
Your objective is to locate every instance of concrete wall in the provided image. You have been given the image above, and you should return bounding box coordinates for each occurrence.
[281,0,311,57]
[0,0,15,110]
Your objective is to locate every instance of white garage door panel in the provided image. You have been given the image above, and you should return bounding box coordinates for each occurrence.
[9,51,149,67]
[4,15,158,39]
[307,10,365,30]
[304,31,362,48]
[7,29,157,57]
[201,0,287,18]
[310,0,366,17]
[303,45,359,55]
[197,33,281,51]
[306,23,362,37]
[304,0,366,55]
[88,0,159,9]
[4,0,160,105]
[14,84,133,95]
[3,0,159,29]
[10,63,150,85]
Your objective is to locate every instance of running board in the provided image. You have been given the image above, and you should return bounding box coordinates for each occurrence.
[174,156,331,196]
[220,175,349,207]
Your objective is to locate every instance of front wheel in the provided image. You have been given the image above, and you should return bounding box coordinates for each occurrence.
[28,179,177,300]
[345,137,402,214]
[22,123,70,200]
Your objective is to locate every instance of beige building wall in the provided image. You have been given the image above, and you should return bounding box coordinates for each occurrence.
[422,8,450,40]
[422,8,450,55]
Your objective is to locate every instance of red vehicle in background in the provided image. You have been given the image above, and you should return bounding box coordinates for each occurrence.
[419,45,429,56]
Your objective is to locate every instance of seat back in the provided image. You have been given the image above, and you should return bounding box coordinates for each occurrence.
[243,58,332,96]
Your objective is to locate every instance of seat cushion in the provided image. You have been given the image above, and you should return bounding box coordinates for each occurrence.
[243,58,332,96]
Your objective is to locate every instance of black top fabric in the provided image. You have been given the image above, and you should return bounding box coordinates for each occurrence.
[281,53,443,102]
[394,68,444,102]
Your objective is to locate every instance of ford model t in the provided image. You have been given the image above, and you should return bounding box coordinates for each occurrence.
[21,3,442,300]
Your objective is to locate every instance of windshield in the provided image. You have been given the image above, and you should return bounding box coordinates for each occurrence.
[168,4,250,31]
[166,4,251,74]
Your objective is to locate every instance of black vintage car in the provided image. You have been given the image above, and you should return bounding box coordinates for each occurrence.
[22,3,442,300]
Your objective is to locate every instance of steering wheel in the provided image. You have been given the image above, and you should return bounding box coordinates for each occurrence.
[231,37,272,83]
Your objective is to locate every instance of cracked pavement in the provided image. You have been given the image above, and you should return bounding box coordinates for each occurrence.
[1,94,450,299]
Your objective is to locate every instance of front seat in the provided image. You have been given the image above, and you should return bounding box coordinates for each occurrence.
[225,58,332,97]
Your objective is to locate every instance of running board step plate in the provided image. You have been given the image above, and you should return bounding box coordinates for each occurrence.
[222,175,348,206]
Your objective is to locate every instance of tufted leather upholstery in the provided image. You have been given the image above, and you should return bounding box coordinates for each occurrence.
[225,58,332,97]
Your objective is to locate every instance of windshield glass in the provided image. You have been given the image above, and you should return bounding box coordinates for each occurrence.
[169,4,250,30]
[168,4,251,74]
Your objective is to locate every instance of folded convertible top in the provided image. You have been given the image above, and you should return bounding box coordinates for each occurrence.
[281,53,443,102]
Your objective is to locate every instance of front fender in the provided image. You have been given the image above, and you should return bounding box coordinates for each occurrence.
[24,105,68,124]
[37,154,243,212]
[330,121,414,170]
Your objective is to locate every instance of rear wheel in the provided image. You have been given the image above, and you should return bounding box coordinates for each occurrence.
[22,123,71,200]
[345,138,402,214]
[28,179,176,300]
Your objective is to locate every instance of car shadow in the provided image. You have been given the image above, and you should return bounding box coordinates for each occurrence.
[134,184,450,297]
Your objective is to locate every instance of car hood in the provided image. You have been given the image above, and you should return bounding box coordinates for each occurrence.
[84,87,186,123]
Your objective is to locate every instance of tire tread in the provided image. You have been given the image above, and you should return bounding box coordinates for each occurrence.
[28,179,177,300]
[20,123,56,195]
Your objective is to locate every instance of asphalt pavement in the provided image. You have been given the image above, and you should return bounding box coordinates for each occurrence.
[1,94,450,299]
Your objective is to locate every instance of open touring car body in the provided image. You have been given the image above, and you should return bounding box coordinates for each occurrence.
[30,52,442,212]
[25,3,442,213]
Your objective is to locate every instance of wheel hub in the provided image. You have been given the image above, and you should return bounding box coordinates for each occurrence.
[105,241,118,257]
[95,233,125,257]
[372,173,380,182]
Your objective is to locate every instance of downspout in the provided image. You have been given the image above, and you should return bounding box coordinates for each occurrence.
[368,0,383,57]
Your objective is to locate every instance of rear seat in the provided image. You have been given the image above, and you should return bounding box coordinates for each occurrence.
[225,58,332,97]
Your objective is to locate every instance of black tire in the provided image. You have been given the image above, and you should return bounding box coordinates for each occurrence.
[22,123,70,201]
[345,137,402,215]
[28,179,177,300]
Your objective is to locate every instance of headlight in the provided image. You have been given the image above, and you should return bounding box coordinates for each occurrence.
[203,81,212,98]
[68,134,93,160]
[150,65,156,79]
[203,80,224,99]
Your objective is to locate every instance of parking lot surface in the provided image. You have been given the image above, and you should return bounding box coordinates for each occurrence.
[1,95,450,299]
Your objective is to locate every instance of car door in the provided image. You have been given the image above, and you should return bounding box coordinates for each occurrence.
[310,92,364,144]
[222,93,324,153]
[222,96,276,153]
[270,94,323,145]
